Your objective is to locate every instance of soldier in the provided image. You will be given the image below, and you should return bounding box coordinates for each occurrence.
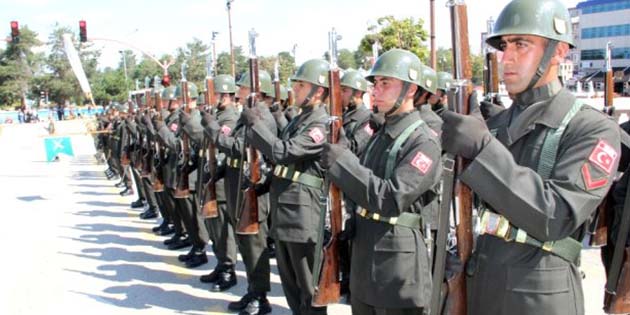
[198,74,240,291]
[213,69,276,313]
[413,65,442,136]
[427,71,452,115]
[321,49,441,314]
[242,59,329,315]
[440,0,621,314]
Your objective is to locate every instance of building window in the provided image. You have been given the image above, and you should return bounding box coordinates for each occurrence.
[582,24,630,39]
[582,0,630,14]
[581,47,630,60]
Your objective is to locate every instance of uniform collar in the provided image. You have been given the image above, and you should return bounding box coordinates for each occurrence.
[512,80,562,108]
[384,110,421,138]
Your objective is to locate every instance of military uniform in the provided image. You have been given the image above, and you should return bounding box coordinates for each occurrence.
[244,58,331,315]
[441,1,622,314]
[325,50,442,313]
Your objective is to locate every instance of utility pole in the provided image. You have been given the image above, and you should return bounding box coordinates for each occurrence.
[227,0,236,77]
[119,50,129,96]
[211,31,219,71]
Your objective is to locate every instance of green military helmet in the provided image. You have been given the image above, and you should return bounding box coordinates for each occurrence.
[214,74,237,93]
[174,82,199,99]
[366,49,433,92]
[340,69,368,92]
[291,59,330,88]
[436,72,453,91]
[420,65,437,94]
[161,86,177,101]
[486,0,574,50]
[236,70,273,95]
[280,85,288,101]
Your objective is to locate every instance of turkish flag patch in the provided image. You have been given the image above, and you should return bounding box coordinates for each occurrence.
[581,163,608,190]
[221,125,232,135]
[589,140,618,175]
[363,124,374,136]
[309,127,325,144]
[170,123,178,132]
[410,151,433,174]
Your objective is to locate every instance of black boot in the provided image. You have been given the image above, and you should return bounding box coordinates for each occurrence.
[200,267,224,283]
[115,181,126,188]
[185,250,208,268]
[152,221,168,233]
[158,224,175,236]
[228,292,255,311]
[178,247,196,262]
[238,294,272,315]
[119,187,133,196]
[164,233,183,246]
[139,207,158,220]
[211,270,237,292]
[130,199,145,208]
[167,236,191,250]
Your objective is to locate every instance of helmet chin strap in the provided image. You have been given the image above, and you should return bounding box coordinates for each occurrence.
[525,40,559,91]
[385,82,411,117]
[300,85,320,108]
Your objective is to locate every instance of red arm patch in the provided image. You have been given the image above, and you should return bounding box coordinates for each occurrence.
[410,151,433,175]
[588,139,618,175]
[221,125,232,136]
[309,127,325,144]
[363,124,374,136]
[170,123,178,132]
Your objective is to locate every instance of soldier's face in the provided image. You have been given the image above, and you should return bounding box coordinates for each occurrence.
[238,86,250,103]
[341,87,353,107]
[499,35,547,95]
[428,90,446,105]
[292,80,313,105]
[371,76,405,113]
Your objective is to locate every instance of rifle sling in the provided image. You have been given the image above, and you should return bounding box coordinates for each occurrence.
[606,174,630,294]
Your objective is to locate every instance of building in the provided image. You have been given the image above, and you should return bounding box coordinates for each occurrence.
[576,0,630,94]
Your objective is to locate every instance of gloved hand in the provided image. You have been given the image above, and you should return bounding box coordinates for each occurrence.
[142,115,153,128]
[179,110,191,126]
[441,110,492,160]
[334,126,350,149]
[479,99,505,120]
[338,216,356,241]
[241,106,261,127]
[201,111,215,128]
[271,107,285,122]
[321,143,347,169]
[154,119,165,131]
[369,112,385,131]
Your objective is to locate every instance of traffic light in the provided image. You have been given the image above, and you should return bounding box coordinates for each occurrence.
[161,74,171,87]
[79,20,87,43]
[10,21,19,44]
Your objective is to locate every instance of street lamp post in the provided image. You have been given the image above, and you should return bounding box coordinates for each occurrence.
[119,50,129,95]
[227,0,235,77]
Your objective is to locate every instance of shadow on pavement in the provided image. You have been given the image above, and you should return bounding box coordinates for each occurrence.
[74,190,120,196]
[65,223,141,233]
[59,247,164,263]
[16,195,47,202]
[78,200,129,207]
[62,233,164,248]
[70,183,115,189]
[74,209,132,218]
[70,283,250,313]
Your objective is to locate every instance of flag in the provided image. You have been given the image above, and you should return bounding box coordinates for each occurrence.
[44,137,74,161]
[62,34,95,105]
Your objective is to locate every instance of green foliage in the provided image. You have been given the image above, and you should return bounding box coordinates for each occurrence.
[358,16,429,63]
[0,25,43,108]
[258,51,296,84]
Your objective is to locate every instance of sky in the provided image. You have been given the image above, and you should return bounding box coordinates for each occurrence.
[0,0,583,71]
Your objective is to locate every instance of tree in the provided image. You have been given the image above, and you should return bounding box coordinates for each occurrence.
[216,46,248,80]
[436,47,453,73]
[91,68,127,104]
[358,16,429,62]
[258,51,296,85]
[0,25,43,108]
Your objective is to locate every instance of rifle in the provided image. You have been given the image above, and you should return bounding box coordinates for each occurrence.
[592,42,615,248]
[201,54,219,219]
[312,28,343,307]
[273,59,282,105]
[604,175,630,313]
[483,18,501,105]
[440,2,475,315]
[151,78,165,192]
[141,77,153,178]
[287,89,295,107]
[120,101,134,167]
[235,29,261,235]
[174,63,191,199]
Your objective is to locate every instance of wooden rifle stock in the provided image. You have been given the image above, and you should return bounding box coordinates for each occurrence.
[202,77,219,218]
[312,41,343,307]
[236,41,261,235]
[174,79,191,199]
[483,51,501,104]
[141,89,154,178]
[443,2,474,315]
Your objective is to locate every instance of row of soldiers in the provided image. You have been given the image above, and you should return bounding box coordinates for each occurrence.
[92,0,629,314]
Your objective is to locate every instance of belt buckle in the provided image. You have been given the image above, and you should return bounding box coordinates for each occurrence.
[481,212,510,240]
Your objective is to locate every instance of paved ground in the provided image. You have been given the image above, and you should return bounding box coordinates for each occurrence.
[0,119,610,315]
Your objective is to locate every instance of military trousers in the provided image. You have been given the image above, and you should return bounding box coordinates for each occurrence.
[231,215,271,294]
[141,177,158,208]
[154,191,172,223]
[204,202,237,271]
[131,167,145,199]
[275,241,327,315]
[352,298,423,315]
[166,188,186,236]
[175,192,209,249]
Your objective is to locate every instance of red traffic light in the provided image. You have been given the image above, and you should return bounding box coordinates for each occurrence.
[79,20,87,43]
[10,21,19,43]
